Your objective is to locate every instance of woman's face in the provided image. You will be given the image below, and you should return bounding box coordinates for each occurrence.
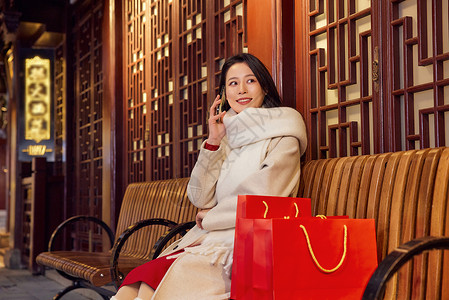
[225,62,265,113]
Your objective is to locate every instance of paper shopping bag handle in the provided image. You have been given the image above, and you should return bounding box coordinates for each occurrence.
[300,224,348,273]
[262,201,299,219]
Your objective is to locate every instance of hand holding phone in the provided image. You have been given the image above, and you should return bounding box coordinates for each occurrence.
[207,90,227,145]
[215,86,226,122]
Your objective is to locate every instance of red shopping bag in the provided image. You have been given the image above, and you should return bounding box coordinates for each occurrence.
[271,218,378,299]
[231,196,378,300]
[231,195,312,300]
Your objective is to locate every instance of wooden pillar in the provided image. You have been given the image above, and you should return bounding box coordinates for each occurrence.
[246,0,275,75]
[246,0,296,109]
[102,0,124,232]
[294,0,308,117]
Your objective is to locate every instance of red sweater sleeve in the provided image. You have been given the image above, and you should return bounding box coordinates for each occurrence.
[204,142,219,151]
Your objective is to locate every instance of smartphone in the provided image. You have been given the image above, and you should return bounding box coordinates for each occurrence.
[215,86,226,121]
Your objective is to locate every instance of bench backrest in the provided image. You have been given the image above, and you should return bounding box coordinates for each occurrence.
[114,149,449,297]
[298,147,449,299]
[115,178,197,259]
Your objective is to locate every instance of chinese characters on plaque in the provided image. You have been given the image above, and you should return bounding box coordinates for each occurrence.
[22,56,53,157]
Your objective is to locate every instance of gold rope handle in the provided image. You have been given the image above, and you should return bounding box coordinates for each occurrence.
[262,201,300,219]
[263,201,269,218]
[300,224,348,273]
[316,215,327,219]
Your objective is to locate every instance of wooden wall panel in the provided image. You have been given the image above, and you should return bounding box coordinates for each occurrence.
[304,0,375,160]
[124,0,247,184]
[299,0,448,160]
[178,0,208,178]
[54,44,65,176]
[386,0,449,151]
[148,0,175,180]
[124,0,148,183]
[70,0,105,250]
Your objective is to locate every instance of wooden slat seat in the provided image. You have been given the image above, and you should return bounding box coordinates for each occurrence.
[36,251,148,286]
[36,177,197,299]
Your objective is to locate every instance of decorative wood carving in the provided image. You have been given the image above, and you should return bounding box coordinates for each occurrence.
[304,0,448,159]
[124,0,246,183]
[387,0,449,151]
[54,43,64,176]
[71,0,104,250]
[306,0,374,159]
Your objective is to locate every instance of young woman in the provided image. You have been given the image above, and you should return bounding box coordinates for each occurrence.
[112,53,307,300]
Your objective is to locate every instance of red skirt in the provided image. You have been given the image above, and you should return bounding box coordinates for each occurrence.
[120,250,183,290]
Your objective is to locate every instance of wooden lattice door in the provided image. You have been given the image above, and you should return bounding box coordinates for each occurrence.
[383,0,449,152]
[303,0,378,159]
[70,0,105,250]
[124,0,247,183]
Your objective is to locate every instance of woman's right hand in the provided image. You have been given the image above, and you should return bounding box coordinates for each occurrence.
[196,209,211,230]
[207,95,226,146]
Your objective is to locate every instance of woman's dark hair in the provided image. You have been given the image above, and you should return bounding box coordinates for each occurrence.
[218,53,282,111]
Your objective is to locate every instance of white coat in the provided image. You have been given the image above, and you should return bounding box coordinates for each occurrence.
[152,107,307,299]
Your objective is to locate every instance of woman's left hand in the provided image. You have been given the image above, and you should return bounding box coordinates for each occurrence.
[196,209,211,229]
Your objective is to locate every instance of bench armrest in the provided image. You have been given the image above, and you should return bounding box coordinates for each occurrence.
[152,221,196,259]
[48,215,115,251]
[362,236,449,300]
[110,218,178,288]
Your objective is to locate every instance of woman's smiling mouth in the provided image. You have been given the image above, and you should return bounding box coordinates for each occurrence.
[236,97,252,105]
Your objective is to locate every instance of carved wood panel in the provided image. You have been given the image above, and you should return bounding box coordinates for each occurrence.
[386,0,449,151]
[148,0,174,180]
[71,0,104,250]
[178,0,207,179]
[305,0,448,160]
[124,0,246,183]
[307,0,375,159]
[54,44,64,176]
[179,0,246,179]
[125,0,147,183]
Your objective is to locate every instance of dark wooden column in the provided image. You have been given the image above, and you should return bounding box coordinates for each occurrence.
[102,0,124,231]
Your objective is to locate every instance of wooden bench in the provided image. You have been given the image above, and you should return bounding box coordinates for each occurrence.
[36,178,197,299]
[298,147,449,299]
[37,147,449,299]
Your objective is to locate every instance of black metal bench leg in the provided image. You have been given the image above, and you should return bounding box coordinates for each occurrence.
[54,281,84,300]
[53,281,111,300]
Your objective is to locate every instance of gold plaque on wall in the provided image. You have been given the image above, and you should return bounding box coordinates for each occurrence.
[25,56,51,143]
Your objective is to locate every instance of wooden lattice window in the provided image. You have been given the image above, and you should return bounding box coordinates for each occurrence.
[54,43,64,176]
[179,1,246,179]
[124,0,247,183]
[125,0,147,183]
[148,0,175,180]
[71,0,105,250]
[305,0,448,159]
[387,0,449,151]
[307,0,375,159]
